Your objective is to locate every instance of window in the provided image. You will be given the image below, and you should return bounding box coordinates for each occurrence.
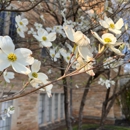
[9,12,18,40]
[0,11,6,35]
[60,94,64,118]
[0,100,13,130]
[39,93,64,126]
[0,11,19,41]
[41,47,48,57]
[54,94,58,120]
[39,94,45,124]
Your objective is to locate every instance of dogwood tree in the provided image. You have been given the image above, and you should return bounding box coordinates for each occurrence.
[0,0,130,130]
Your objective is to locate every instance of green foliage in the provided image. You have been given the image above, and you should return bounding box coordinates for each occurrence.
[68,124,129,130]
[121,86,130,120]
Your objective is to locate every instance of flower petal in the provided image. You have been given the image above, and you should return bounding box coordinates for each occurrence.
[15,15,20,23]
[0,60,10,71]
[102,33,117,44]
[3,70,14,83]
[6,72,15,79]
[105,16,114,25]
[41,41,52,47]
[114,42,124,46]
[37,73,48,82]
[74,31,84,43]
[44,81,53,98]
[109,28,121,34]
[4,76,10,83]
[91,31,105,44]
[31,59,41,72]
[12,62,31,74]
[109,46,124,56]
[33,34,40,41]
[78,46,93,59]
[15,48,33,57]
[0,36,15,55]
[38,28,48,37]
[74,31,90,46]
[30,79,43,88]
[22,19,28,26]
[85,64,95,76]
[15,48,34,65]
[63,25,75,42]
[99,19,109,28]
[17,28,25,38]
[47,32,56,42]
[115,18,124,30]
[102,33,114,39]
[0,51,10,71]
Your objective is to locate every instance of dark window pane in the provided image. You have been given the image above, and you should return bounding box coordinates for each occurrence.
[0,11,6,35]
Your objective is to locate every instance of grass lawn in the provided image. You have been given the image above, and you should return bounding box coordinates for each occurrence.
[72,124,130,130]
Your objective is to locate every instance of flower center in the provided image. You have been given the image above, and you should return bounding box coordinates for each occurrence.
[67,56,70,60]
[19,22,23,25]
[32,72,38,78]
[104,38,112,43]
[17,28,21,32]
[109,24,115,29]
[8,53,17,62]
[52,54,55,57]
[42,36,47,41]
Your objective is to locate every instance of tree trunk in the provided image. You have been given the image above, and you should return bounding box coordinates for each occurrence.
[78,70,104,130]
[70,75,73,121]
[60,58,72,130]
[97,78,119,130]
[63,78,72,130]
[78,76,93,130]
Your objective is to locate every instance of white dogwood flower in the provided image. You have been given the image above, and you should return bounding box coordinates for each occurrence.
[76,56,95,76]
[91,31,124,55]
[104,80,115,89]
[63,24,90,46]
[41,81,53,98]
[17,27,27,38]
[59,48,71,63]
[28,60,53,97]
[28,59,52,97]
[33,28,56,47]
[59,48,77,68]
[40,15,45,22]
[15,15,28,28]
[30,78,53,98]
[28,27,36,35]
[53,26,64,34]
[34,22,43,30]
[0,36,34,74]
[6,106,15,117]
[2,106,15,120]
[49,48,60,62]
[3,70,14,83]
[63,24,93,59]
[98,77,115,89]
[65,42,73,52]
[99,16,123,34]
[15,15,28,38]
[28,59,48,85]
[98,78,105,86]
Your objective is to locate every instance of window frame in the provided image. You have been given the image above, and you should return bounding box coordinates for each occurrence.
[38,92,65,127]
